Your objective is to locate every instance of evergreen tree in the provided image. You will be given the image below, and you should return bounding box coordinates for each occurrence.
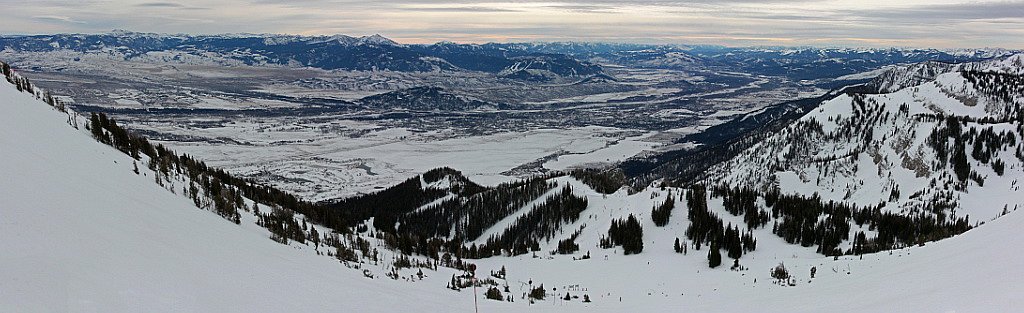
[651,193,675,226]
[89,113,104,140]
[530,284,546,300]
[708,240,722,268]
[486,287,503,301]
[607,214,644,254]
[952,141,970,181]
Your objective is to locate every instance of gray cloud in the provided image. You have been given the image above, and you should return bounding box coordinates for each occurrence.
[542,4,620,13]
[396,6,523,13]
[32,15,86,24]
[136,2,210,10]
[843,2,1024,22]
[136,2,187,7]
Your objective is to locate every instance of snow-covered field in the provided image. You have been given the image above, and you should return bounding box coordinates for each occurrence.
[543,131,660,170]
[148,120,657,200]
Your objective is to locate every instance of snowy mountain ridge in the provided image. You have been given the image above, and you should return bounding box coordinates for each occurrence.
[708,54,1024,227]
[0,32,600,76]
[869,54,1024,93]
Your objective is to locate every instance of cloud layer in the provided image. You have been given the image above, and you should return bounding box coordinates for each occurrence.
[0,0,1021,48]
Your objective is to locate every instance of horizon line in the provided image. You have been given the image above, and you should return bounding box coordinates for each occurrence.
[1,30,1020,52]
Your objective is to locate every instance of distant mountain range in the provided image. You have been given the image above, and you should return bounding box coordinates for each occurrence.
[480,41,1018,80]
[0,31,602,78]
[1,31,1017,82]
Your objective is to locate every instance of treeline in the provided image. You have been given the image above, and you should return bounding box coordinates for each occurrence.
[395,176,555,240]
[327,167,483,233]
[928,116,973,182]
[259,207,307,244]
[456,178,559,241]
[328,170,590,260]
[769,192,853,256]
[712,186,770,229]
[768,191,972,256]
[850,206,971,254]
[683,182,974,263]
[3,61,34,94]
[476,186,589,256]
[569,168,625,194]
[927,116,963,168]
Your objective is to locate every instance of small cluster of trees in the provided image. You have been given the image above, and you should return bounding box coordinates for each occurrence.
[969,126,1016,165]
[673,237,687,254]
[258,208,306,244]
[3,61,34,94]
[926,116,972,182]
[3,61,68,117]
[556,228,583,254]
[928,115,1020,183]
[601,214,643,254]
[651,192,675,226]
[771,263,790,284]
[529,284,546,300]
[486,287,503,301]
[712,186,770,229]
[685,186,756,262]
[771,193,852,256]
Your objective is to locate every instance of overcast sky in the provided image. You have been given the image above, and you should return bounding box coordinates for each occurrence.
[1,0,1022,48]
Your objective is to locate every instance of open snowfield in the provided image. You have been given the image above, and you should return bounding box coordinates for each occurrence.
[3,80,1021,312]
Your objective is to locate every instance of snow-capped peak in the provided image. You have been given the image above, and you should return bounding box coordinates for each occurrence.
[357,34,401,47]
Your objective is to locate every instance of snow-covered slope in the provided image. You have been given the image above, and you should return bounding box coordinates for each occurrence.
[710,54,1024,224]
[460,174,1024,312]
[0,71,479,312]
